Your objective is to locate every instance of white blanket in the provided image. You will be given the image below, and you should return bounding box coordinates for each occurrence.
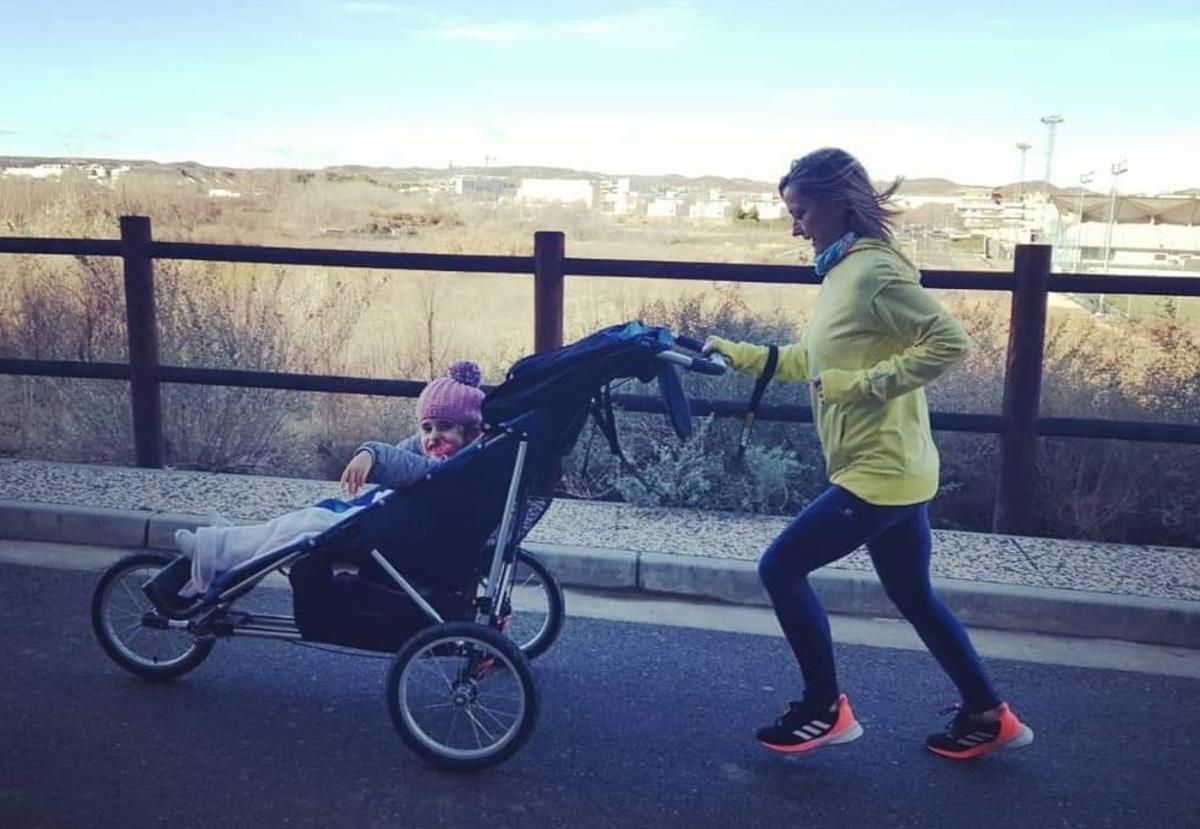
[180,492,388,597]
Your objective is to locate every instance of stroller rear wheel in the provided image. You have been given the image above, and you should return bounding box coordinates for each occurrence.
[485,548,565,660]
[386,621,538,772]
[91,552,214,681]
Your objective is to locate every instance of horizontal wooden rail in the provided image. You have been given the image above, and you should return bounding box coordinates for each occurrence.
[3,235,1196,298]
[0,238,123,256]
[6,357,1196,445]
[611,393,1200,444]
[148,241,535,274]
[1048,273,1200,297]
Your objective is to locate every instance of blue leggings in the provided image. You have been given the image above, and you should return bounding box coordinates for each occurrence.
[759,485,1001,713]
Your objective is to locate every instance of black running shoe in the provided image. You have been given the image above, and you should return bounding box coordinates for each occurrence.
[925,703,1033,760]
[756,694,863,754]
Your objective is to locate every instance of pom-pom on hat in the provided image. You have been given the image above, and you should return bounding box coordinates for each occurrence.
[417,360,484,427]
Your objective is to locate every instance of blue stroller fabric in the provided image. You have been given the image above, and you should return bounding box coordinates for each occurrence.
[255,323,694,651]
[482,320,692,443]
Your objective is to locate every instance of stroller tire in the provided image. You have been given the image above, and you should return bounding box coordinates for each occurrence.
[386,621,538,772]
[91,552,214,681]
[500,549,565,660]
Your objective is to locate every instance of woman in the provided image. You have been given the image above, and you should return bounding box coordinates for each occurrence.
[704,148,1032,761]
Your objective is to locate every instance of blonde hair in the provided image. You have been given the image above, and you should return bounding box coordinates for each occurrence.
[779,148,903,243]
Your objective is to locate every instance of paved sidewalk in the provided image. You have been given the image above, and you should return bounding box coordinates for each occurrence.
[1,458,1197,646]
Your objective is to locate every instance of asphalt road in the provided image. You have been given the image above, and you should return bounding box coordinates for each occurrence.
[2,561,1197,829]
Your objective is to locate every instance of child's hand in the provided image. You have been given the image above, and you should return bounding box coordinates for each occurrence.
[340,451,374,496]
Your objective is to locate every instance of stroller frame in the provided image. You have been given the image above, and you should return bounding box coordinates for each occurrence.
[144,429,530,646]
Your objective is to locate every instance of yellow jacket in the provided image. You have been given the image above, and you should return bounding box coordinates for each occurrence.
[709,239,970,505]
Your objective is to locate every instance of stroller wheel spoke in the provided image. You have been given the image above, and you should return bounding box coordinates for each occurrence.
[423,655,459,693]
[119,579,144,609]
[472,702,517,729]
[414,701,456,712]
[114,620,143,639]
[465,708,495,747]
[111,593,144,617]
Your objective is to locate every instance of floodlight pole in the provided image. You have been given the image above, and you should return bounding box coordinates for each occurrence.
[1040,115,1064,192]
[1074,170,1094,273]
[1099,160,1128,310]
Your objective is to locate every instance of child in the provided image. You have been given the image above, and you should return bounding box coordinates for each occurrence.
[172,361,485,598]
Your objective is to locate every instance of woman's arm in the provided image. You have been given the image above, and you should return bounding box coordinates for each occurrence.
[819,267,970,405]
[705,334,810,381]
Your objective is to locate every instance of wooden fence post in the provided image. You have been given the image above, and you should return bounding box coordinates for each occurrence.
[534,231,565,353]
[120,215,164,468]
[992,243,1051,534]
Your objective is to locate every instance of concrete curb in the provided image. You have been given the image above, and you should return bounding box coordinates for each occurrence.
[3,500,1197,649]
[0,501,150,547]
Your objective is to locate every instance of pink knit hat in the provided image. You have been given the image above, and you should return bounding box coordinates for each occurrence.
[417,361,484,428]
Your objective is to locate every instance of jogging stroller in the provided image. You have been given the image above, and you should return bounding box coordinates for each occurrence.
[91,322,726,771]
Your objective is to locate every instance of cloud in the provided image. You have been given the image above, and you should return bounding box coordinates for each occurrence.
[334,2,407,16]
[437,24,524,42]
[0,127,20,136]
[1126,17,1200,41]
[433,2,701,44]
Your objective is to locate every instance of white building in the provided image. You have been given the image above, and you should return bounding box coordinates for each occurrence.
[740,194,787,221]
[450,174,511,199]
[3,162,131,184]
[1061,221,1200,273]
[207,188,242,199]
[599,177,635,215]
[646,197,684,218]
[3,163,67,179]
[894,194,960,210]
[953,189,1059,242]
[516,178,595,207]
[689,199,731,220]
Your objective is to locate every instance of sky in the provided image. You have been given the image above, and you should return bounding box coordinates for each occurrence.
[2,0,1198,193]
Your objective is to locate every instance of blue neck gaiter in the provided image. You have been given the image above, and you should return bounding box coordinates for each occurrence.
[814,231,859,276]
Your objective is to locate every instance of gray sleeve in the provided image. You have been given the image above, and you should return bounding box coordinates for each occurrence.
[358,435,437,489]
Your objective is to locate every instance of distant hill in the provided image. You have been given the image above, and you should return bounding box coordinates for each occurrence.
[894,177,963,196]
[0,154,158,168]
[3,154,1185,197]
[995,179,1067,195]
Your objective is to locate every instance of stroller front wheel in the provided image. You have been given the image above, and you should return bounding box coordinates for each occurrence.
[386,621,538,772]
[91,552,214,681]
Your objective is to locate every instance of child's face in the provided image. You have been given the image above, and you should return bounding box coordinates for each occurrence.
[419,418,468,459]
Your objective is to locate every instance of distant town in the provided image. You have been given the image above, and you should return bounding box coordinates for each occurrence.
[3,156,1198,277]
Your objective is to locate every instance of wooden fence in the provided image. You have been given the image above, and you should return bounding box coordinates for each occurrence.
[3,216,1200,534]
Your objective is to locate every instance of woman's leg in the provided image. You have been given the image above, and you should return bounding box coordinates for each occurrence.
[758,486,911,706]
[865,504,1001,713]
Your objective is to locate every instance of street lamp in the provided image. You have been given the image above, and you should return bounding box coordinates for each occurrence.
[1040,115,1064,190]
[1015,142,1031,202]
[1074,170,1094,273]
[1099,160,1128,313]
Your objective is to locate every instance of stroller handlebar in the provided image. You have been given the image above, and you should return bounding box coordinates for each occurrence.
[659,335,728,376]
